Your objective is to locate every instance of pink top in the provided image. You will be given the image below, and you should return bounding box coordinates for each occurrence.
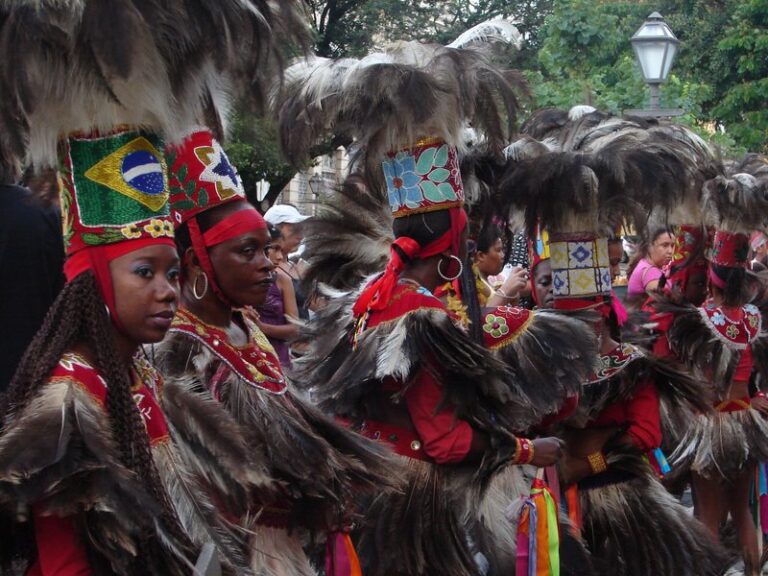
[627,258,663,297]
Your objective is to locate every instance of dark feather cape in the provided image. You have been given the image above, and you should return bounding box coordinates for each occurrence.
[491,309,599,430]
[152,330,400,533]
[0,0,309,166]
[570,348,712,429]
[292,281,555,484]
[0,378,192,575]
[654,298,747,394]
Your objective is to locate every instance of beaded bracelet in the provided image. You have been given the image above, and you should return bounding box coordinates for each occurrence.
[586,451,608,474]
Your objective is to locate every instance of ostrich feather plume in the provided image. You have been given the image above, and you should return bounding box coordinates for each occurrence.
[275,20,529,186]
[0,0,309,166]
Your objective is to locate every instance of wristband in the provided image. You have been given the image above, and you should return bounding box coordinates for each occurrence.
[586,451,608,474]
[513,437,535,464]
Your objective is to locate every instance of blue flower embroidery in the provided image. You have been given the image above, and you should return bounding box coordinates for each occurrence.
[383,153,423,212]
[710,311,727,326]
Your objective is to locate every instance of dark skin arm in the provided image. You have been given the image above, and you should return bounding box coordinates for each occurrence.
[254,271,300,340]
[467,430,564,468]
[559,427,620,485]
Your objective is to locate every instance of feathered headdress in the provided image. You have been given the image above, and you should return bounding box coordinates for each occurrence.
[274,20,528,186]
[704,174,768,269]
[0,1,309,166]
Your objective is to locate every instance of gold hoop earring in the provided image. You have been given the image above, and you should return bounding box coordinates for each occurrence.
[437,255,463,282]
[193,272,209,300]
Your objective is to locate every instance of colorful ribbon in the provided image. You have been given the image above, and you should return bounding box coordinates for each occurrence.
[325,532,362,576]
[516,477,561,576]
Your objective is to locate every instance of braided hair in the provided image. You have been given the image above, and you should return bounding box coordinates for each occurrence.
[1,272,193,575]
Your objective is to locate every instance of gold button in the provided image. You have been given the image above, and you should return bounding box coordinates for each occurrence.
[410,440,421,451]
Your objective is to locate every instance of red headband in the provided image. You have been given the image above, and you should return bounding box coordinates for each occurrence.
[187,206,267,306]
[64,238,176,332]
[353,207,467,317]
[203,208,266,246]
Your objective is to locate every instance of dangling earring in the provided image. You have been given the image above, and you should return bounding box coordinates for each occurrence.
[193,272,209,300]
[437,255,464,281]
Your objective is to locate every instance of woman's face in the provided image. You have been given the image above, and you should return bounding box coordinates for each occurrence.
[533,259,554,309]
[475,238,505,276]
[684,269,708,306]
[208,224,275,308]
[110,244,180,345]
[267,243,285,266]
[649,232,675,268]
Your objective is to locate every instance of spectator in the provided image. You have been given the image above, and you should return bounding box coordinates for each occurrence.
[627,227,675,300]
[255,223,300,367]
[0,167,65,391]
[264,203,310,319]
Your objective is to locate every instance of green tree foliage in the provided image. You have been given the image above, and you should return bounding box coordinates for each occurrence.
[711,0,768,152]
[530,1,711,115]
[526,0,765,154]
[224,111,296,206]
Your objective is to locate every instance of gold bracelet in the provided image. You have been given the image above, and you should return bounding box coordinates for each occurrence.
[586,451,608,474]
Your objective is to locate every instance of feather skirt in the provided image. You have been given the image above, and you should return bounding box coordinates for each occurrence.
[355,456,493,576]
[669,407,768,477]
[244,523,317,576]
[578,465,731,576]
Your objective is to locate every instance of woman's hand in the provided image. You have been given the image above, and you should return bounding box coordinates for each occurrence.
[499,266,529,300]
[529,437,564,467]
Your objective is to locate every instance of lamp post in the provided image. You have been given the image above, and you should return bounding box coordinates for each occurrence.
[627,12,683,118]
[307,173,324,216]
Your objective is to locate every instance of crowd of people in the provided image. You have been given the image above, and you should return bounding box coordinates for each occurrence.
[2,3,768,576]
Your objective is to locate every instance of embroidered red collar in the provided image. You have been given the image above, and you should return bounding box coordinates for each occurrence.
[54,352,170,444]
[699,301,761,349]
[588,342,644,384]
[170,308,287,394]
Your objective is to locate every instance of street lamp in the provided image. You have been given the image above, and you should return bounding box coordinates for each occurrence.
[629,12,682,116]
[307,173,324,216]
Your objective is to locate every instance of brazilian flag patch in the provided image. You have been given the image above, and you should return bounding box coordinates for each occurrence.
[69,131,169,228]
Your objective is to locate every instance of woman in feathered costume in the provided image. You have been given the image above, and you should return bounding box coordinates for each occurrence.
[151,129,398,576]
[277,22,586,576]
[498,141,732,576]
[0,2,309,574]
[659,174,768,576]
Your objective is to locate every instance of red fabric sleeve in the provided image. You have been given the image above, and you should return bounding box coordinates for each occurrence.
[623,380,662,451]
[29,510,92,576]
[404,368,474,464]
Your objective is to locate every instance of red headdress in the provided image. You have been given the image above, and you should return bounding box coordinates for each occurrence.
[166,130,266,306]
[703,174,768,289]
[663,224,709,293]
[60,128,176,330]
